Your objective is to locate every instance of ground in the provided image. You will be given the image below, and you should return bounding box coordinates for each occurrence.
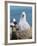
[10,27,32,40]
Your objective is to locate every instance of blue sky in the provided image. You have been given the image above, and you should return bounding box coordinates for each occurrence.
[10,6,32,26]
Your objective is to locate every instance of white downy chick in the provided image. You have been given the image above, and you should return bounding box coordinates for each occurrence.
[19,12,30,31]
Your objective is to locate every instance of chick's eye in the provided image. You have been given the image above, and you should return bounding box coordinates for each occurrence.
[22,15,24,17]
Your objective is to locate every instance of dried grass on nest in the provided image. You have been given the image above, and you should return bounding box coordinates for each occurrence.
[16,27,32,39]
